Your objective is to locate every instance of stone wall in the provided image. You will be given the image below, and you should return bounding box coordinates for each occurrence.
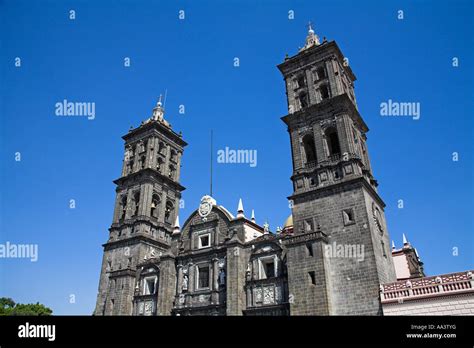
[383,294,474,315]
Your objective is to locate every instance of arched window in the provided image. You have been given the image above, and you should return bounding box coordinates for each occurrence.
[150,194,160,218]
[320,84,330,100]
[165,201,173,224]
[325,127,341,157]
[302,134,317,164]
[317,66,327,80]
[296,75,305,89]
[133,192,140,216]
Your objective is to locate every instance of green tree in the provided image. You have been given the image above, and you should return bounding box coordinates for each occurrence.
[0,297,52,316]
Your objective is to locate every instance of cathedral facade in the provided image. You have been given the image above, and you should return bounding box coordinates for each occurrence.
[93,26,400,316]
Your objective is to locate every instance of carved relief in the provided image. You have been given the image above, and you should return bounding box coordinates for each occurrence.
[263,286,275,305]
[319,116,337,130]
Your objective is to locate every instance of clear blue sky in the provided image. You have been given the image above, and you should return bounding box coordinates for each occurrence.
[0,0,472,315]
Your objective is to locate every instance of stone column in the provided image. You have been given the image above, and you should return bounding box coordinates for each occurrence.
[213,258,219,290]
[165,144,171,176]
[187,262,194,306]
[274,255,279,277]
[156,255,176,315]
[139,183,152,217]
[177,265,183,295]
[112,193,121,223]
[226,243,248,315]
[290,129,303,170]
[326,58,338,97]
[313,123,326,164]
[125,191,132,220]
[336,113,353,157]
[306,67,316,105]
[246,287,252,308]
[121,146,129,177]
[160,191,167,222]
[176,152,182,180]
[145,137,154,169]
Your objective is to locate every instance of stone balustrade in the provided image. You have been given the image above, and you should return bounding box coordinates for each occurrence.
[381,271,474,304]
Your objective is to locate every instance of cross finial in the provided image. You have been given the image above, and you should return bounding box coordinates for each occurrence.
[151,94,166,122]
[300,21,319,51]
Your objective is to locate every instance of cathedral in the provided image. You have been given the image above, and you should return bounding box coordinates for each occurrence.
[93,26,474,316]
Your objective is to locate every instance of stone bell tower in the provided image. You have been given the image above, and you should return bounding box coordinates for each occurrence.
[94,98,186,315]
[279,25,396,315]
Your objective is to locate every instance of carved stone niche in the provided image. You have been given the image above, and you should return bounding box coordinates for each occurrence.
[344,164,353,175]
[319,171,328,182]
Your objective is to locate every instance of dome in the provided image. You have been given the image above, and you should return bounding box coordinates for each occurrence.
[283,214,293,229]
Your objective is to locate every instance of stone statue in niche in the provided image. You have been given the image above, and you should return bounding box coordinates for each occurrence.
[218,269,226,286]
[182,274,188,291]
[218,258,226,269]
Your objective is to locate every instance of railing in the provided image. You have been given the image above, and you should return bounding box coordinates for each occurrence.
[380,271,474,303]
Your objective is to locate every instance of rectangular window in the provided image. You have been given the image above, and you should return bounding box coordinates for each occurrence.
[259,258,275,279]
[306,243,314,257]
[342,209,355,226]
[198,233,211,249]
[144,277,156,295]
[320,84,330,100]
[197,265,210,289]
[265,262,275,278]
[299,94,308,108]
[317,66,327,80]
[296,76,305,89]
[381,241,387,258]
[309,271,316,285]
[304,219,314,232]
